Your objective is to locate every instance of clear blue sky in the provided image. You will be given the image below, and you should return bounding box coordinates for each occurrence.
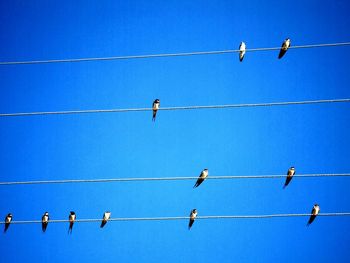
[1,0,350,262]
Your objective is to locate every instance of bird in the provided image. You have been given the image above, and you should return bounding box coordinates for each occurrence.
[68,211,76,234]
[193,169,209,188]
[100,211,111,228]
[4,213,12,233]
[239,42,246,62]
[278,38,291,59]
[41,212,49,232]
[283,166,295,188]
[188,209,198,230]
[307,204,320,226]
[152,99,160,121]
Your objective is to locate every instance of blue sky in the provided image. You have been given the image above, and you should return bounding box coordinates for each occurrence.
[1,0,350,262]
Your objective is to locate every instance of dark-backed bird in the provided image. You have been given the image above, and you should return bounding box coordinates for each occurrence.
[42,212,49,232]
[188,209,198,230]
[307,204,320,226]
[68,211,76,234]
[193,169,209,188]
[100,211,111,228]
[4,213,12,233]
[239,42,246,62]
[283,166,295,188]
[278,38,291,59]
[152,99,160,121]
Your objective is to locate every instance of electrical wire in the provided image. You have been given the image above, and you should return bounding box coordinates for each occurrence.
[2,213,350,224]
[1,98,349,118]
[1,173,349,186]
[0,42,349,65]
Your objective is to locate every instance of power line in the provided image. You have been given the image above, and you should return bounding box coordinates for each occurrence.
[1,98,349,118]
[2,213,350,225]
[0,42,349,65]
[1,173,349,186]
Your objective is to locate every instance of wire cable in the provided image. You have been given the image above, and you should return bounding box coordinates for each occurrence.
[1,98,349,118]
[0,42,349,65]
[2,213,350,224]
[1,173,349,186]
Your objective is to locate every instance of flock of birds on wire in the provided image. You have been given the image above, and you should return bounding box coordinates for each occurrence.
[3,166,321,233]
[2,38,322,234]
[239,38,291,61]
[151,39,291,120]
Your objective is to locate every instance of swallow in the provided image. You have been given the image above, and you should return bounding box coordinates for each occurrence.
[307,204,320,226]
[68,211,76,234]
[100,211,111,228]
[239,42,246,62]
[278,38,291,59]
[283,166,295,188]
[193,169,209,188]
[188,209,198,230]
[42,212,49,232]
[152,99,160,121]
[4,213,12,233]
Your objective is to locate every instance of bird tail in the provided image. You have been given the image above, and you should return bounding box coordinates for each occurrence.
[278,49,286,59]
[4,223,9,233]
[193,179,204,188]
[188,220,194,230]
[307,215,315,226]
[68,222,73,234]
[100,221,107,228]
[152,110,157,121]
[283,177,292,189]
[42,223,48,232]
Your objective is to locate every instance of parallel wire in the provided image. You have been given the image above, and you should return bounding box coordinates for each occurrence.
[1,173,349,186]
[2,213,350,224]
[1,98,350,118]
[0,42,349,65]
[1,43,349,225]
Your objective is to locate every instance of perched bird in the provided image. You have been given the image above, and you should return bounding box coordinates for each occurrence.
[283,166,295,188]
[42,212,49,232]
[193,169,209,188]
[4,213,12,233]
[188,209,198,230]
[278,38,291,59]
[68,211,76,234]
[152,99,160,121]
[239,42,246,62]
[307,204,320,226]
[100,211,111,228]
